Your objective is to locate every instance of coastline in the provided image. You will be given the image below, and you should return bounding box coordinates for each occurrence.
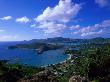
[1,47,71,68]
[6,54,71,68]
[41,54,72,68]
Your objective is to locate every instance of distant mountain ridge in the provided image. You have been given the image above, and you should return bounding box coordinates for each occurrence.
[29,37,81,43]
[27,37,110,43]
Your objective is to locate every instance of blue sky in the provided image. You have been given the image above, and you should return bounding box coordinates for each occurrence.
[0,0,110,41]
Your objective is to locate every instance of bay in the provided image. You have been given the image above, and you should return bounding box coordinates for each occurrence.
[0,42,69,67]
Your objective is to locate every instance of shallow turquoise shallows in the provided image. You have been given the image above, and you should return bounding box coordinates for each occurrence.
[0,42,69,67]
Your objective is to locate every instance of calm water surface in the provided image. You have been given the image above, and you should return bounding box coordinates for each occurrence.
[0,42,69,67]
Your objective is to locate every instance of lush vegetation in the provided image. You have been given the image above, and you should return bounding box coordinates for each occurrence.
[55,43,110,82]
[77,45,110,81]
[0,61,44,82]
[8,42,63,54]
[1,37,110,82]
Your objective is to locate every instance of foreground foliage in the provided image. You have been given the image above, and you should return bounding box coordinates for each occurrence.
[53,43,110,82]
[0,62,44,82]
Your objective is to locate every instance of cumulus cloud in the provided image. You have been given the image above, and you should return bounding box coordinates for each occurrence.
[0,16,12,21]
[95,0,109,7]
[72,19,110,37]
[34,0,81,36]
[35,0,81,23]
[16,16,30,23]
[38,22,66,35]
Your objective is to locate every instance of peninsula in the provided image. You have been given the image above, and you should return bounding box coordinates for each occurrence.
[8,42,63,54]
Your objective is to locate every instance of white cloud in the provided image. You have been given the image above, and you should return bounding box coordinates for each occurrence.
[70,25,80,30]
[35,0,81,23]
[38,22,66,35]
[34,0,81,36]
[101,20,110,27]
[0,35,18,41]
[30,24,36,28]
[95,0,109,7]
[16,16,30,23]
[0,30,5,32]
[72,19,110,37]
[81,29,103,36]
[0,16,12,21]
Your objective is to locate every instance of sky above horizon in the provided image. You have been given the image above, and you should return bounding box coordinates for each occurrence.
[0,0,110,41]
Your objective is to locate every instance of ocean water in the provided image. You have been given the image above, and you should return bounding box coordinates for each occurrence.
[0,42,69,67]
